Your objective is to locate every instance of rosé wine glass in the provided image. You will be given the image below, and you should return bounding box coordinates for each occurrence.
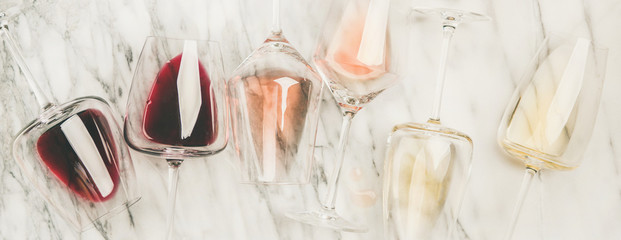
[228,0,323,184]
[285,0,400,232]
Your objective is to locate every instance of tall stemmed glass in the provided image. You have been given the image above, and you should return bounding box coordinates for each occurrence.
[383,7,489,240]
[286,0,399,232]
[408,7,489,123]
[498,34,607,240]
[3,1,140,232]
[228,0,323,184]
[124,37,228,240]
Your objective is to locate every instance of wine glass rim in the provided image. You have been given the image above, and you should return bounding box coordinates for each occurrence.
[410,7,492,22]
[123,138,228,158]
[311,55,400,92]
[392,121,473,143]
[12,96,111,136]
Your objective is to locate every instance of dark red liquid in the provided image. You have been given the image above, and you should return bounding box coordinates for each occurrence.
[36,109,120,202]
[142,54,218,146]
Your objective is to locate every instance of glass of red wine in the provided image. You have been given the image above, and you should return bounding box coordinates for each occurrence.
[124,36,228,240]
[4,1,140,232]
[228,0,323,184]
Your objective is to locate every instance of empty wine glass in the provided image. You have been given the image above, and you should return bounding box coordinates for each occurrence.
[3,1,140,232]
[228,0,323,184]
[382,6,489,240]
[498,33,607,240]
[285,0,399,232]
[124,36,228,240]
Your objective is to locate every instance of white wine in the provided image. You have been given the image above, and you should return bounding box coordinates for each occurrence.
[384,123,472,240]
[503,38,593,170]
[388,136,452,239]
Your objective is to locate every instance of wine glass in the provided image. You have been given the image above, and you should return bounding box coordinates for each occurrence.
[228,0,323,184]
[285,0,399,232]
[382,6,489,240]
[3,1,140,232]
[498,33,607,240]
[124,36,228,240]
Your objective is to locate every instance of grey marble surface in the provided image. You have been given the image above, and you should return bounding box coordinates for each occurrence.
[0,0,620,239]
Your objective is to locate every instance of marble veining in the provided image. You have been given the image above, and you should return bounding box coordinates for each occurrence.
[1,0,620,239]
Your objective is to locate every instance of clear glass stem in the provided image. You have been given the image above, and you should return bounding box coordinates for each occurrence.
[271,0,281,35]
[0,21,53,110]
[165,159,183,240]
[430,25,455,122]
[322,111,355,210]
[531,0,545,50]
[537,171,544,240]
[504,167,538,240]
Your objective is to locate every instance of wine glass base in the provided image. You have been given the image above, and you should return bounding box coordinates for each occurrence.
[412,7,491,26]
[285,208,368,233]
[1,2,24,21]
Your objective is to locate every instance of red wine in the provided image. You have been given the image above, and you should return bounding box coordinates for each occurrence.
[36,109,120,202]
[143,54,218,146]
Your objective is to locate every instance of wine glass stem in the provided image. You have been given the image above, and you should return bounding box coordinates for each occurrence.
[165,159,183,240]
[504,166,538,240]
[322,111,355,210]
[271,0,281,35]
[531,0,545,49]
[0,21,54,110]
[430,25,455,122]
[538,172,545,240]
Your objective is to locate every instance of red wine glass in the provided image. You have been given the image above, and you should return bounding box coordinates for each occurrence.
[124,36,228,240]
[3,2,140,232]
[228,0,323,184]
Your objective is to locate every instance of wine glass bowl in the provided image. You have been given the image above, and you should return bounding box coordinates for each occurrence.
[313,0,399,112]
[498,34,607,171]
[124,37,228,158]
[497,33,607,239]
[228,36,323,184]
[12,97,140,231]
[384,122,472,240]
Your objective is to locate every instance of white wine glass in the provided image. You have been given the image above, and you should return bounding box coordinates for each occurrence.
[383,5,489,240]
[285,0,400,232]
[498,33,607,240]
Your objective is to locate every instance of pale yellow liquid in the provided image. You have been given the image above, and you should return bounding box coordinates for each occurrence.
[503,40,594,170]
[386,135,452,239]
